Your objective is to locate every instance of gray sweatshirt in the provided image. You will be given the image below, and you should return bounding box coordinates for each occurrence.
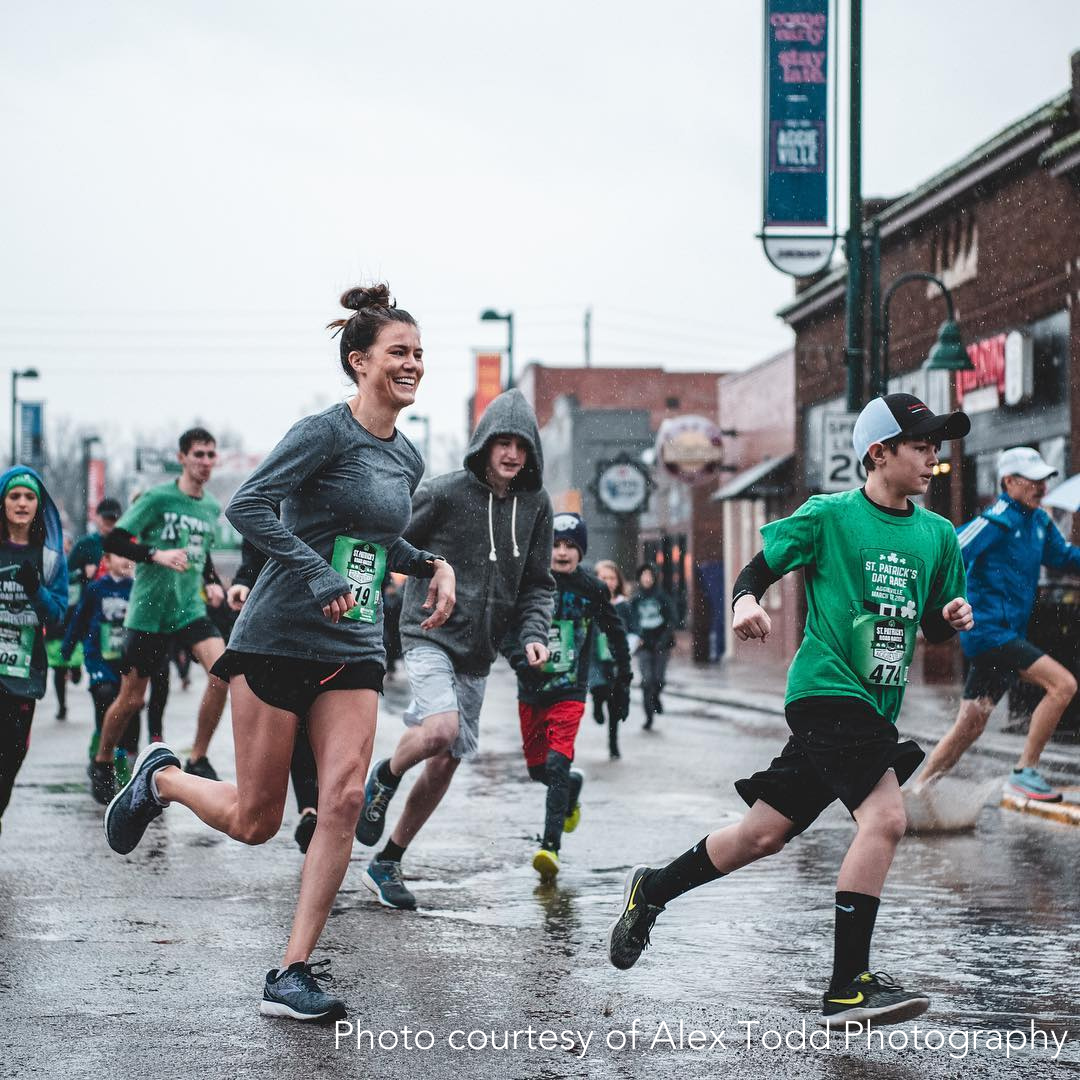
[226,402,437,664]
[399,388,554,675]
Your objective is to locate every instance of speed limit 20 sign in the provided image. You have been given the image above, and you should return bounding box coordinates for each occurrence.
[822,414,865,492]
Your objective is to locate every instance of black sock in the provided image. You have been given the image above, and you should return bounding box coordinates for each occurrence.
[377,759,401,789]
[378,839,406,863]
[830,891,880,991]
[640,836,723,907]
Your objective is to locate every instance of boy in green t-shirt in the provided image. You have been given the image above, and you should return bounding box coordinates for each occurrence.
[607,393,973,1030]
[89,428,228,805]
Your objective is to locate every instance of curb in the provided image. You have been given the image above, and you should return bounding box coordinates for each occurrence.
[1000,788,1080,826]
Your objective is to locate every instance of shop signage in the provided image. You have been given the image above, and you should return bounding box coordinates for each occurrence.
[1004,331,1034,406]
[760,0,835,276]
[472,352,503,429]
[656,415,725,486]
[821,412,864,492]
[595,458,650,515]
[956,333,1006,414]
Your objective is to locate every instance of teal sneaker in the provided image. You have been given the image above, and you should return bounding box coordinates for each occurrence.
[1007,766,1062,803]
[114,748,132,789]
[362,858,417,910]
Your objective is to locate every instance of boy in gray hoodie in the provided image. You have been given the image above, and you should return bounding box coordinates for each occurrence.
[355,389,555,908]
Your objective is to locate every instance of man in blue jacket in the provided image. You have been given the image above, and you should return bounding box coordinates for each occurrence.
[919,447,1080,801]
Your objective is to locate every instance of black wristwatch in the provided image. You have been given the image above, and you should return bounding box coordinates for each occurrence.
[144,547,158,563]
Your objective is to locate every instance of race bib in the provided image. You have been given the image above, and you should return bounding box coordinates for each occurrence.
[0,624,35,679]
[542,620,575,674]
[852,614,911,688]
[100,622,126,662]
[68,580,82,606]
[330,536,387,624]
[595,630,612,663]
[637,598,663,631]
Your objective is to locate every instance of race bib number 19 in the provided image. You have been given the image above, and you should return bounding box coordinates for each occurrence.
[0,624,34,679]
[331,536,387,624]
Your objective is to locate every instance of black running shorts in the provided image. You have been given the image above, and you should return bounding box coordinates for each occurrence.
[211,649,384,716]
[961,637,1045,704]
[734,695,924,838]
[121,617,223,678]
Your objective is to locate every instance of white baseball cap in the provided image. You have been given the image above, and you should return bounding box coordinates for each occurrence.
[852,393,970,461]
[997,446,1057,481]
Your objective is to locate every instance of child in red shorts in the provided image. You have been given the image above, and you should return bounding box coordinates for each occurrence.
[504,513,631,881]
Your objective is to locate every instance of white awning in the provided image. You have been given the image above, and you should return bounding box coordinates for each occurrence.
[713,454,794,501]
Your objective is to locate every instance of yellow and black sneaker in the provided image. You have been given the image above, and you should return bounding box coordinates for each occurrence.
[607,865,665,970]
[564,768,585,834]
[820,971,930,1029]
[533,847,560,882]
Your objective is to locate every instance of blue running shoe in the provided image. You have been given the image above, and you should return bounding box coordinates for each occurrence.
[1008,766,1062,803]
[355,759,398,846]
[362,858,417,910]
[260,959,347,1022]
[104,743,181,854]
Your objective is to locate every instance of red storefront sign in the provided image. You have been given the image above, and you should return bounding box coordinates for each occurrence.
[472,352,503,430]
[956,333,1006,410]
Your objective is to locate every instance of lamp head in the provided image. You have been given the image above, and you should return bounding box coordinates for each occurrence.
[481,309,507,322]
[922,320,973,373]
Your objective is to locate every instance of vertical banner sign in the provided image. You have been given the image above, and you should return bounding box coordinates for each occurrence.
[472,352,503,430]
[761,0,836,276]
[86,458,106,527]
[18,402,45,472]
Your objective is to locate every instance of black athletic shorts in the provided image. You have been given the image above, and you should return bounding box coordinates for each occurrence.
[734,695,924,838]
[211,650,384,716]
[962,637,1045,704]
[121,617,222,678]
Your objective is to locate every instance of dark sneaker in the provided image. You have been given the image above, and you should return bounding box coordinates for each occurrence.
[820,971,930,1029]
[564,768,585,833]
[104,744,181,854]
[260,959,347,1023]
[184,756,219,781]
[355,759,397,846]
[90,759,117,805]
[362,858,417,910]
[294,811,317,854]
[607,865,664,970]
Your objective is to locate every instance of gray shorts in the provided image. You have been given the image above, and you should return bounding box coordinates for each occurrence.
[402,645,488,759]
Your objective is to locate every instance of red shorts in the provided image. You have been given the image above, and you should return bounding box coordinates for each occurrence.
[518,699,585,767]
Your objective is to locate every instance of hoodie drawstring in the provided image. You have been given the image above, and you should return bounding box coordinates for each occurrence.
[487,491,522,562]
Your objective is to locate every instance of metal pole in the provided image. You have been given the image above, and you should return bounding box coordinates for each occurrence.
[506,313,515,390]
[868,218,882,397]
[9,372,16,468]
[584,307,592,367]
[843,0,864,412]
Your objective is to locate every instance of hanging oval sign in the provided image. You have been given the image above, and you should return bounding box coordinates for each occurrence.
[655,415,725,486]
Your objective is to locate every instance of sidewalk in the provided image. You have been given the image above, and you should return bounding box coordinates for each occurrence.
[662,654,1080,824]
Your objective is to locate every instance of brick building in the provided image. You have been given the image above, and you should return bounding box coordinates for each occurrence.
[778,50,1080,680]
[519,363,728,660]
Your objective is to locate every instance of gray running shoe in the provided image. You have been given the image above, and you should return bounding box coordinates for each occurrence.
[104,744,180,854]
[362,858,417,910]
[607,864,664,970]
[355,759,398,846]
[260,959,347,1022]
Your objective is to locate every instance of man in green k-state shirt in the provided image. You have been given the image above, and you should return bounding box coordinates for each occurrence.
[90,428,227,804]
[607,393,974,1032]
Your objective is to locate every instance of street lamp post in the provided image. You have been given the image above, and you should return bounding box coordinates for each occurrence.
[870,271,972,399]
[81,435,102,536]
[480,309,514,390]
[10,368,40,467]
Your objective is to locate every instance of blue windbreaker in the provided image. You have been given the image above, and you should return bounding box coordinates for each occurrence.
[957,492,1080,657]
[61,573,131,686]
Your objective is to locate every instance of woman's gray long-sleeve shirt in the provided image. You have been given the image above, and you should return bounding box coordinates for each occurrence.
[226,402,437,665]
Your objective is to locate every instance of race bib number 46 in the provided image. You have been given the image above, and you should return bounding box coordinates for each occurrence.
[331,536,387,624]
[542,620,575,674]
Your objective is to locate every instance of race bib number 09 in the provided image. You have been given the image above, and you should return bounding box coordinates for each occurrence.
[331,536,388,624]
[0,624,34,679]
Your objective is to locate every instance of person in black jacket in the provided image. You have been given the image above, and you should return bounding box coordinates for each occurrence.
[590,559,636,760]
[504,513,630,882]
[629,564,678,729]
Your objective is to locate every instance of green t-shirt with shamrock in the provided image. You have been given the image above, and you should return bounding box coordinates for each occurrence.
[761,488,966,725]
[115,481,221,634]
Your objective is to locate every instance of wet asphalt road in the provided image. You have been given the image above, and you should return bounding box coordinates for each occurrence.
[2,666,1078,1080]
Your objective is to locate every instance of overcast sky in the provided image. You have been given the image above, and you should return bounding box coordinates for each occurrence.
[2,1,1078,471]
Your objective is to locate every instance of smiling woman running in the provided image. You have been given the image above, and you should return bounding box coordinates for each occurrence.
[102,284,456,1022]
